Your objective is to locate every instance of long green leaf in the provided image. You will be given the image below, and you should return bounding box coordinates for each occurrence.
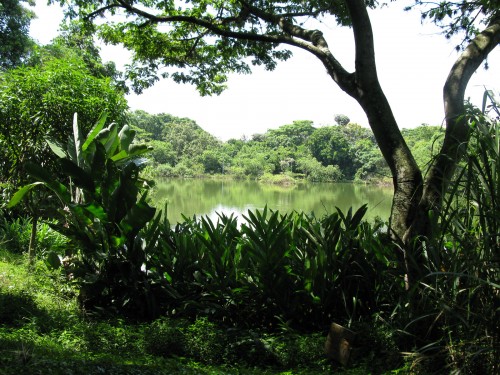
[25,162,71,203]
[82,112,108,151]
[83,202,108,221]
[59,158,95,192]
[7,182,44,208]
[118,124,135,152]
[120,199,156,235]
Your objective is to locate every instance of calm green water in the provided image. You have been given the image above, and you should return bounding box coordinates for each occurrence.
[152,179,393,224]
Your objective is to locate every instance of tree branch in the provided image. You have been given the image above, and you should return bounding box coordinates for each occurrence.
[85,4,122,20]
[421,11,500,210]
[89,0,355,92]
[345,0,378,85]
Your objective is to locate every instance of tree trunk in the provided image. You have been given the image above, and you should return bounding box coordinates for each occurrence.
[335,0,424,241]
[331,0,423,286]
[406,13,500,244]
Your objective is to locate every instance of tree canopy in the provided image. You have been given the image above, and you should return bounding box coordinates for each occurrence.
[0,0,35,69]
[0,53,128,185]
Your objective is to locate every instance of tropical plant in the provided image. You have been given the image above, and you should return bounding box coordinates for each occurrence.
[149,204,396,331]
[8,113,165,318]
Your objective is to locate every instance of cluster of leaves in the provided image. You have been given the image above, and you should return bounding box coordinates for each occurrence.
[105,204,397,331]
[404,94,500,373]
[410,0,500,45]
[3,102,498,371]
[0,251,374,374]
[0,209,68,256]
[8,112,400,325]
[401,124,445,174]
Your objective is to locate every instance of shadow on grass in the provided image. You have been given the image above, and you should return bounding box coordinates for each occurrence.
[0,333,220,375]
[0,290,48,327]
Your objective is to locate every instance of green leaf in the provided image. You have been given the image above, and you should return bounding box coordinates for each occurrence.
[46,251,62,270]
[350,204,368,229]
[118,124,135,152]
[83,203,108,221]
[7,182,44,208]
[110,149,128,162]
[120,200,156,235]
[82,112,108,151]
[46,138,67,159]
[59,158,95,192]
[25,162,71,203]
[128,144,151,157]
[97,123,119,155]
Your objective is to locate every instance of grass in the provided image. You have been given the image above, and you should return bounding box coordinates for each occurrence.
[0,249,382,375]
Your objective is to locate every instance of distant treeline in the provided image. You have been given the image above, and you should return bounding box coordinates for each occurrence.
[129,110,444,183]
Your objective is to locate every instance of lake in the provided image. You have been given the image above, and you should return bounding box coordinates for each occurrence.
[152,178,393,225]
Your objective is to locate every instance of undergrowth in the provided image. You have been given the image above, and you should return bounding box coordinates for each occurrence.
[1,251,386,374]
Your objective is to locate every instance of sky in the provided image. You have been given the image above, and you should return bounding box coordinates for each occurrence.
[29,1,500,141]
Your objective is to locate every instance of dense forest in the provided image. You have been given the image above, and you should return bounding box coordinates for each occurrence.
[1,1,499,374]
[128,110,443,184]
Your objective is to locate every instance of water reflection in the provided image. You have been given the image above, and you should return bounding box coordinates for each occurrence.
[153,178,393,224]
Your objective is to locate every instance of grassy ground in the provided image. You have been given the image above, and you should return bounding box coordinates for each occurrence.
[0,250,381,375]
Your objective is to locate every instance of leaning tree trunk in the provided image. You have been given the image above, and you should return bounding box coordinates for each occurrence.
[406,13,500,246]
[341,1,424,286]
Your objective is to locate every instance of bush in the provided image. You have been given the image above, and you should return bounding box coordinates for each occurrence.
[262,333,326,368]
[143,318,187,357]
[0,215,31,254]
[258,172,296,185]
[183,318,227,365]
[152,163,175,177]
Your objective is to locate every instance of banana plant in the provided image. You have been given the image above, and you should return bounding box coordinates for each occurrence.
[8,113,162,318]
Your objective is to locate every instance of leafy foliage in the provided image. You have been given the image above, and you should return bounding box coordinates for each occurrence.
[0,0,35,69]
[49,0,379,96]
[129,110,394,182]
[395,95,500,373]
[128,110,221,174]
[401,125,444,173]
[411,0,500,45]
[151,205,397,331]
[0,54,127,187]
[27,20,128,92]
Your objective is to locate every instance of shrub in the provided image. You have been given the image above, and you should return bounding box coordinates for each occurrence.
[8,114,164,319]
[0,290,39,326]
[0,214,31,254]
[143,318,187,357]
[183,317,227,365]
